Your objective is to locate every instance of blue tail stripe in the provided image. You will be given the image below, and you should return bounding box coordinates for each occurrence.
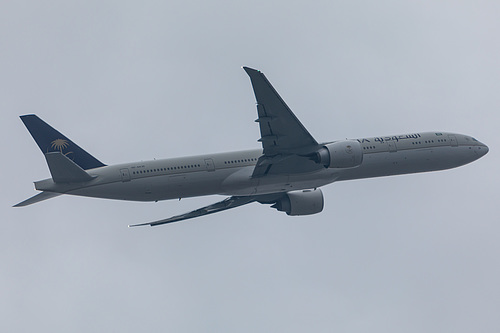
[20,114,106,170]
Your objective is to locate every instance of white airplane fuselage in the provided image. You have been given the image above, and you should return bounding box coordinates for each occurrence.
[34,131,488,202]
[17,68,489,225]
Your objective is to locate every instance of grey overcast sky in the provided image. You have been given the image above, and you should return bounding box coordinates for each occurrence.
[1,1,499,332]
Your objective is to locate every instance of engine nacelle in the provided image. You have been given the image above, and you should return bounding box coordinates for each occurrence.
[313,140,363,168]
[272,188,324,216]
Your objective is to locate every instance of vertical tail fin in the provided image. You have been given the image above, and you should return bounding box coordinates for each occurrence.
[20,114,106,170]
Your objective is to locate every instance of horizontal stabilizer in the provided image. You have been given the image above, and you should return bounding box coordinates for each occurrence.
[45,152,95,183]
[13,191,62,207]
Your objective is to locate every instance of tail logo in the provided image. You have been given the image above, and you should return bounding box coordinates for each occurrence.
[50,139,69,152]
[49,139,74,159]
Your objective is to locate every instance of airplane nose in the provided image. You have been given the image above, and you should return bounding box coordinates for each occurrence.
[475,143,489,157]
[483,144,489,155]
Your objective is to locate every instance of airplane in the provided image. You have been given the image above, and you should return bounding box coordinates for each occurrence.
[15,67,489,227]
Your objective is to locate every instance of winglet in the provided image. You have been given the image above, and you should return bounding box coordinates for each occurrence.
[242,66,259,74]
[128,222,152,228]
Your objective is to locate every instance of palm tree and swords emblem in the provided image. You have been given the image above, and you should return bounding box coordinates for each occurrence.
[49,139,74,158]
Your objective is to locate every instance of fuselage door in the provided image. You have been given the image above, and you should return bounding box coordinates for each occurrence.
[204,158,215,172]
[120,168,131,182]
[449,135,458,147]
[387,141,397,152]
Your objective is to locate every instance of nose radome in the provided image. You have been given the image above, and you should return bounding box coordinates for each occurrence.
[483,144,489,155]
[476,143,489,157]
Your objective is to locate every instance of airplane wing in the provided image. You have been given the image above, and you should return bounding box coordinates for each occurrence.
[128,196,258,227]
[243,67,322,176]
[243,67,320,155]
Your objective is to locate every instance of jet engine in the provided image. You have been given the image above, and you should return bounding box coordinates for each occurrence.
[312,140,363,168]
[271,189,324,216]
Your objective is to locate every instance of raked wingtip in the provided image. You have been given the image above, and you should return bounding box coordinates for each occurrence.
[128,222,151,228]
